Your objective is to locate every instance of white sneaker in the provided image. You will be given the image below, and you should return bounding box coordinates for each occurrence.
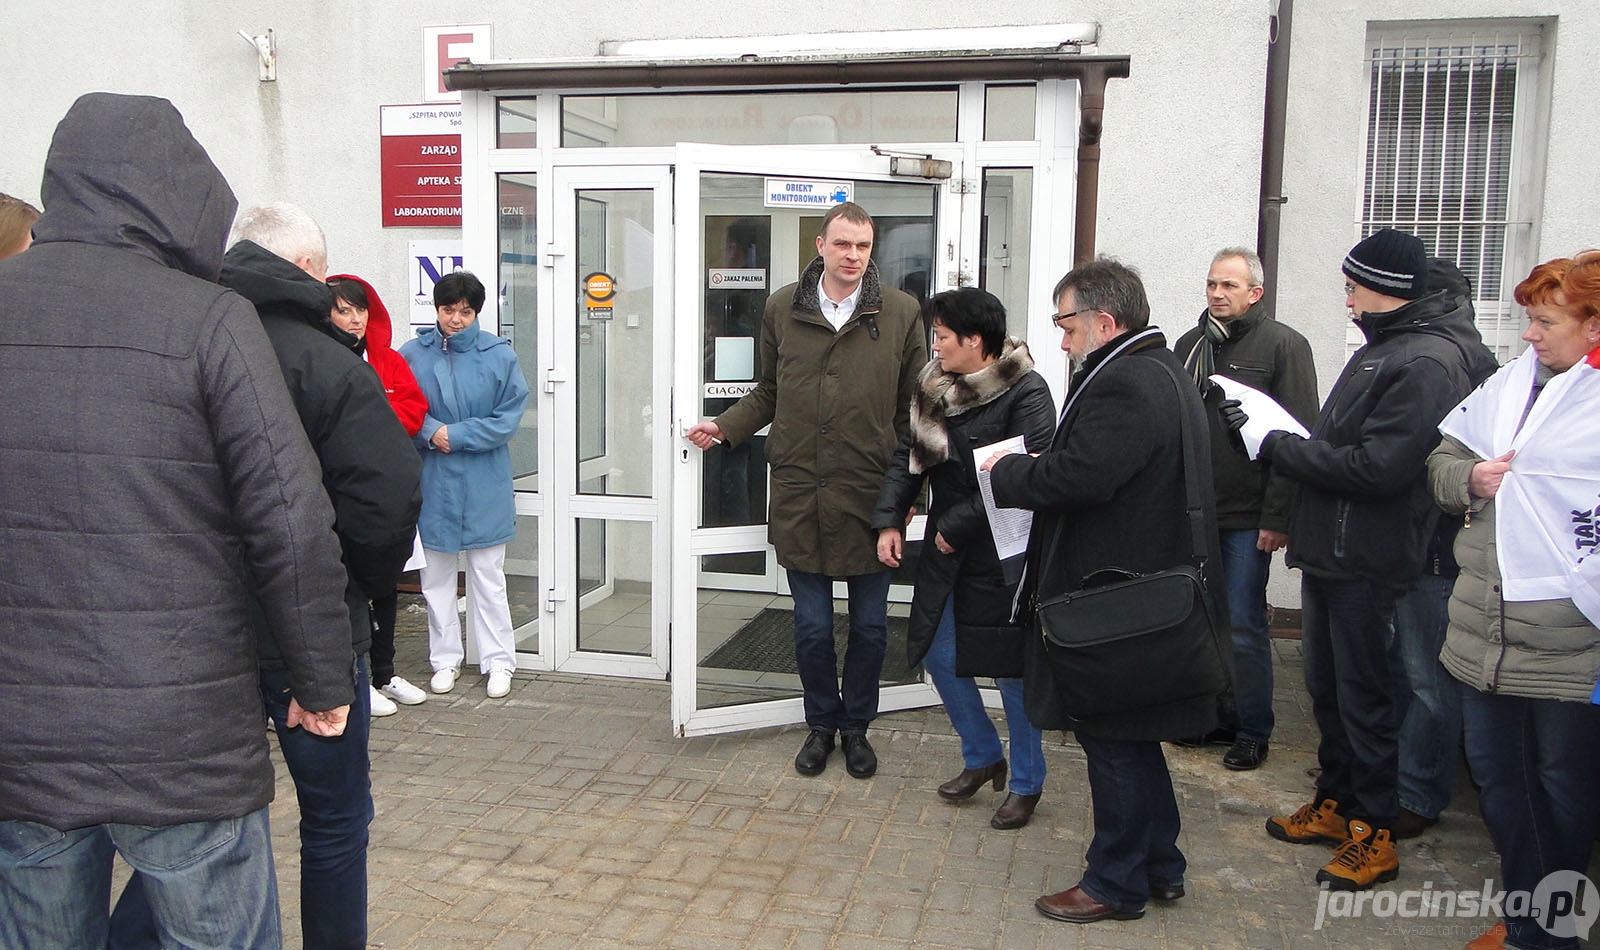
[486,668,513,699]
[380,675,427,706]
[430,667,459,694]
[369,685,398,717]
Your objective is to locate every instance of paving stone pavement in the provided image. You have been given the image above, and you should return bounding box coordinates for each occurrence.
[240,598,1585,949]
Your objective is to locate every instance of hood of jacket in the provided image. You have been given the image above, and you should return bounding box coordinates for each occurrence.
[32,93,237,281]
[327,272,399,355]
[790,256,888,316]
[1356,258,1492,372]
[409,318,507,353]
[220,240,349,345]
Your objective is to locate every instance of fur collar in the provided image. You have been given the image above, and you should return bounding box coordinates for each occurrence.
[908,337,1035,474]
[791,256,886,316]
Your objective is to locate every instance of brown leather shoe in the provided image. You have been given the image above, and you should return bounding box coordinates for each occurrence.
[937,760,1007,802]
[1035,885,1144,923]
[990,792,1041,830]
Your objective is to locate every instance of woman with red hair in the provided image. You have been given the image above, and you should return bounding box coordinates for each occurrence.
[1427,252,1600,950]
[327,274,430,717]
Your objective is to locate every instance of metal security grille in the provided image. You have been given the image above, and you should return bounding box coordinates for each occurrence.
[1359,24,1544,359]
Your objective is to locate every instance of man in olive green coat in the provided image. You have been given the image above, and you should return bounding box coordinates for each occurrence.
[688,202,926,779]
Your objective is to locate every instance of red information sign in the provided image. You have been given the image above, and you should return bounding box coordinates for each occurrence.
[380,105,463,228]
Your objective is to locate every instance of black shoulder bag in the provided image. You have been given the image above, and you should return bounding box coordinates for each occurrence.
[1033,355,1229,720]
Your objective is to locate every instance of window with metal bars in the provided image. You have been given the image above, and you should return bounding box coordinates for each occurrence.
[1358,22,1547,359]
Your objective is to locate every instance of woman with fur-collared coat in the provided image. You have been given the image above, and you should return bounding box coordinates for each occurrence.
[873,288,1056,830]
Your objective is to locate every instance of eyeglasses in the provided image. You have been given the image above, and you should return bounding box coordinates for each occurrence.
[1051,307,1102,328]
[1343,281,1358,297]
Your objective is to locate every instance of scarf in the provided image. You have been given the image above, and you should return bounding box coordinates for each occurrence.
[1438,346,1600,627]
[1184,312,1233,390]
[907,337,1034,475]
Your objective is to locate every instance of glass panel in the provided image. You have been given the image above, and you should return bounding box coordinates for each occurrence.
[984,85,1037,141]
[576,518,652,655]
[693,583,921,712]
[562,89,958,147]
[693,172,938,550]
[507,513,540,654]
[574,189,655,497]
[497,98,537,148]
[497,174,539,488]
[979,168,1035,341]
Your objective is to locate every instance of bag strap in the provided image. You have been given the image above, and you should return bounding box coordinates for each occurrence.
[1155,356,1212,567]
[1028,334,1208,602]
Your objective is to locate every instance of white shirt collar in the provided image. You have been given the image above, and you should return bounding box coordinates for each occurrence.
[817,275,862,332]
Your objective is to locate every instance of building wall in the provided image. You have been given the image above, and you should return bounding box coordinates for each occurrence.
[0,1,1265,342]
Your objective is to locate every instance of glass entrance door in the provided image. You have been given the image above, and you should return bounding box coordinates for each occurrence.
[670,145,959,736]
[499,165,673,678]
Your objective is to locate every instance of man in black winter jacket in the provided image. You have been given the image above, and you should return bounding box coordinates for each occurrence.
[1255,229,1485,892]
[225,204,420,947]
[113,203,420,950]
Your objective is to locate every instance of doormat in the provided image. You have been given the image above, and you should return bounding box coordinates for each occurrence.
[701,608,915,682]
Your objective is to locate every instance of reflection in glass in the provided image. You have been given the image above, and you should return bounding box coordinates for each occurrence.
[984,85,1037,141]
[562,89,958,148]
[574,189,654,498]
[497,98,537,148]
[980,169,1035,342]
[577,518,652,655]
[506,513,540,654]
[692,580,921,712]
[497,174,539,488]
[693,173,938,581]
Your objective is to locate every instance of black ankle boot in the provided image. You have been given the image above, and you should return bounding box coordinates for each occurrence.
[990,791,1041,830]
[937,760,1007,802]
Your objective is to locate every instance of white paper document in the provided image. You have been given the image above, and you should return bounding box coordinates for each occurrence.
[973,436,1033,561]
[1208,374,1311,460]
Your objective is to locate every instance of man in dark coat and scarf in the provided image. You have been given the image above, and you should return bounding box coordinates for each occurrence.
[983,257,1230,924]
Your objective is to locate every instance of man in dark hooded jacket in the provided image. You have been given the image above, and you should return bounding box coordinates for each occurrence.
[0,94,353,948]
[1255,229,1491,892]
[113,203,421,949]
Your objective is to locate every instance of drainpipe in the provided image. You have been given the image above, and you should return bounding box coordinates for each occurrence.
[1074,61,1130,265]
[1257,0,1292,310]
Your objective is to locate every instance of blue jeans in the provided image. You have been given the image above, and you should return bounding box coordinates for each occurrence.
[1393,574,1460,819]
[1460,684,1600,950]
[787,569,891,736]
[923,598,1045,795]
[0,807,280,949]
[1075,736,1185,911]
[1301,575,1404,826]
[1219,529,1273,742]
[264,653,373,949]
[116,656,373,949]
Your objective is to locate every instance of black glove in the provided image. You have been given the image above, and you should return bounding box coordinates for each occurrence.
[1219,398,1248,433]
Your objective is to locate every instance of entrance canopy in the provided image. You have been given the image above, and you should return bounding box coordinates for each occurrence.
[444,25,1118,93]
[446,26,1129,263]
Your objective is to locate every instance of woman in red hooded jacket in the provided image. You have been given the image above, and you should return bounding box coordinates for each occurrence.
[327,274,429,716]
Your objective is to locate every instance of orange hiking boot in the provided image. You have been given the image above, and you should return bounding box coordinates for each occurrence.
[1315,820,1399,890]
[1465,920,1506,949]
[1266,797,1349,845]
